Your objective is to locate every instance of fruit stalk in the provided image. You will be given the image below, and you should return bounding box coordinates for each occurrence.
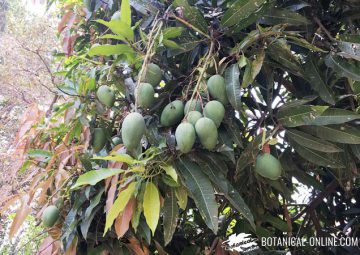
[185,40,215,116]
[135,14,163,110]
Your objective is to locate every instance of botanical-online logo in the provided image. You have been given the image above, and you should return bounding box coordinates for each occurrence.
[222,233,260,253]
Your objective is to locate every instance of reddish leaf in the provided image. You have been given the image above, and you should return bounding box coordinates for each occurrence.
[37,236,54,255]
[64,236,78,255]
[126,236,149,255]
[9,195,31,239]
[0,195,20,216]
[114,198,136,238]
[106,174,119,212]
[58,10,75,33]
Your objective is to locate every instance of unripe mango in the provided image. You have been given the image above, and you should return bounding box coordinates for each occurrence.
[207,75,228,105]
[121,112,145,150]
[255,153,282,180]
[96,85,115,107]
[184,99,202,114]
[112,136,122,146]
[195,117,218,150]
[42,205,60,227]
[140,63,162,87]
[187,111,202,126]
[175,122,196,153]
[93,128,106,153]
[160,100,184,127]
[111,11,121,20]
[203,100,225,127]
[136,83,155,109]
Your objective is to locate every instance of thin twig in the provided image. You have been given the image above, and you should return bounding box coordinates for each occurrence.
[313,17,335,42]
[185,40,215,117]
[169,13,210,39]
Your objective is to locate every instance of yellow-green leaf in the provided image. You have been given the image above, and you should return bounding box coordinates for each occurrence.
[175,186,188,210]
[160,164,178,183]
[93,153,136,165]
[72,168,126,189]
[120,0,131,26]
[104,182,137,235]
[143,182,160,235]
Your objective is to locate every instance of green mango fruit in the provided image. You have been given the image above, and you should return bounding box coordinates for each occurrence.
[111,11,121,20]
[92,128,107,153]
[112,136,122,146]
[255,153,282,180]
[203,100,225,127]
[207,75,228,105]
[140,63,162,87]
[175,122,196,153]
[187,111,202,126]
[160,100,184,127]
[96,85,115,107]
[121,112,146,150]
[136,82,155,109]
[42,205,60,227]
[184,99,202,114]
[195,117,218,150]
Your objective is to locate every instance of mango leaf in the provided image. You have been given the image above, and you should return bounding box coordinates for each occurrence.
[88,44,135,61]
[160,164,178,183]
[286,35,327,52]
[99,34,127,41]
[163,188,178,245]
[81,193,103,239]
[286,129,342,153]
[93,153,136,165]
[162,27,185,39]
[132,183,146,232]
[259,8,310,26]
[263,214,289,232]
[325,54,360,81]
[267,40,304,76]
[167,36,201,57]
[121,0,131,26]
[189,154,255,230]
[9,195,31,239]
[251,49,265,80]
[104,181,137,235]
[26,149,52,158]
[304,56,336,105]
[114,198,136,238]
[277,105,328,127]
[306,108,360,125]
[72,168,126,189]
[350,145,360,160]
[225,64,242,112]
[173,0,208,33]
[221,0,267,28]
[175,186,188,210]
[176,158,218,233]
[163,39,183,49]
[289,138,345,168]
[241,57,253,88]
[337,40,360,61]
[227,1,274,33]
[281,95,318,108]
[18,160,32,175]
[95,19,134,41]
[302,125,360,144]
[143,182,160,235]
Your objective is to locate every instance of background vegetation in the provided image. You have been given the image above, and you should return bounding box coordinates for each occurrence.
[0,0,359,254]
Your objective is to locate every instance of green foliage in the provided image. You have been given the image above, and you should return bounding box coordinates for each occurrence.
[7,0,360,254]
